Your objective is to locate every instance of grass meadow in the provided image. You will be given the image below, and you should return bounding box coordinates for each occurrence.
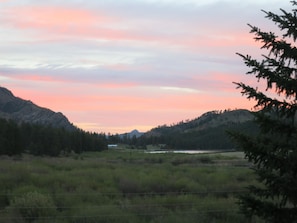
[0,150,263,223]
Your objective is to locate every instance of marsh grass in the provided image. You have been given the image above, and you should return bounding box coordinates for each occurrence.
[0,151,262,223]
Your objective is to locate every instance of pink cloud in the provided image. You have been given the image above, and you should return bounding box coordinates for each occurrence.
[14,74,56,82]
[205,72,249,92]
[2,4,258,50]
[0,71,65,84]
[0,70,141,89]
[3,5,156,43]
[172,32,259,54]
[10,6,108,28]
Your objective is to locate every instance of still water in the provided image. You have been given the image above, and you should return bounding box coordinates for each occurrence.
[146,150,221,154]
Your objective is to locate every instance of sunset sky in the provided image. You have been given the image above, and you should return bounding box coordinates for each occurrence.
[0,0,292,134]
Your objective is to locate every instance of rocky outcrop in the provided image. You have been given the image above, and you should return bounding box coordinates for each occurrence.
[0,86,76,131]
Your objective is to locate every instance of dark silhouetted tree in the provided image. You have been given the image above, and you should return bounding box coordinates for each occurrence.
[230,2,297,222]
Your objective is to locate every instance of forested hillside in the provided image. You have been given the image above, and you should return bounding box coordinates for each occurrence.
[124,109,259,150]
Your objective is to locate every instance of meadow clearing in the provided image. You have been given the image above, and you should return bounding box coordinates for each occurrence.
[0,150,263,223]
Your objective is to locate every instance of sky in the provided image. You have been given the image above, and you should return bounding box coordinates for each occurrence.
[0,0,292,134]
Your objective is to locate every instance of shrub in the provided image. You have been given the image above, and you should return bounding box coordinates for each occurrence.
[117,177,143,195]
[9,191,57,223]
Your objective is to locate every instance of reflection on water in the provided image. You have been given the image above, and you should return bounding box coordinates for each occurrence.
[146,150,220,154]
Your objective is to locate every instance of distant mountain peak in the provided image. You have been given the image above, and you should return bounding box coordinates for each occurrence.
[119,129,144,138]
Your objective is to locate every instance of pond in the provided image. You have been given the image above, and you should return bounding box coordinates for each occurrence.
[145,150,226,154]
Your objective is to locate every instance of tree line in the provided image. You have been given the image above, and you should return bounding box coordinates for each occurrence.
[140,121,258,150]
[107,112,258,151]
[0,118,107,156]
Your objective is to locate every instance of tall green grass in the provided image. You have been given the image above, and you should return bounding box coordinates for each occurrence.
[0,151,263,223]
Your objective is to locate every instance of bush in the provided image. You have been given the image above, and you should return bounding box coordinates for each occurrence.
[9,191,57,223]
[117,177,143,195]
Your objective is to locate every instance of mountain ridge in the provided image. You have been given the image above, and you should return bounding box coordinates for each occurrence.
[144,109,254,136]
[138,109,257,150]
[0,86,76,131]
[119,129,144,139]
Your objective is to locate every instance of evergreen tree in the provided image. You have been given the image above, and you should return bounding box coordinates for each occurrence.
[231,2,297,222]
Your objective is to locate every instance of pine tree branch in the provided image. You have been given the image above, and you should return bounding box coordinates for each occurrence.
[263,7,297,41]
[247,24,297,61]
[236,53,297,100]
[233,82,296,115]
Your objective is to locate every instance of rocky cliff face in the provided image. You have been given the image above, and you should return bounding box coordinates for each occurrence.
[0,86,76,130]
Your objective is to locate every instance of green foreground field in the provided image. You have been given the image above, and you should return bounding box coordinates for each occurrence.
[0,150,262,223]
